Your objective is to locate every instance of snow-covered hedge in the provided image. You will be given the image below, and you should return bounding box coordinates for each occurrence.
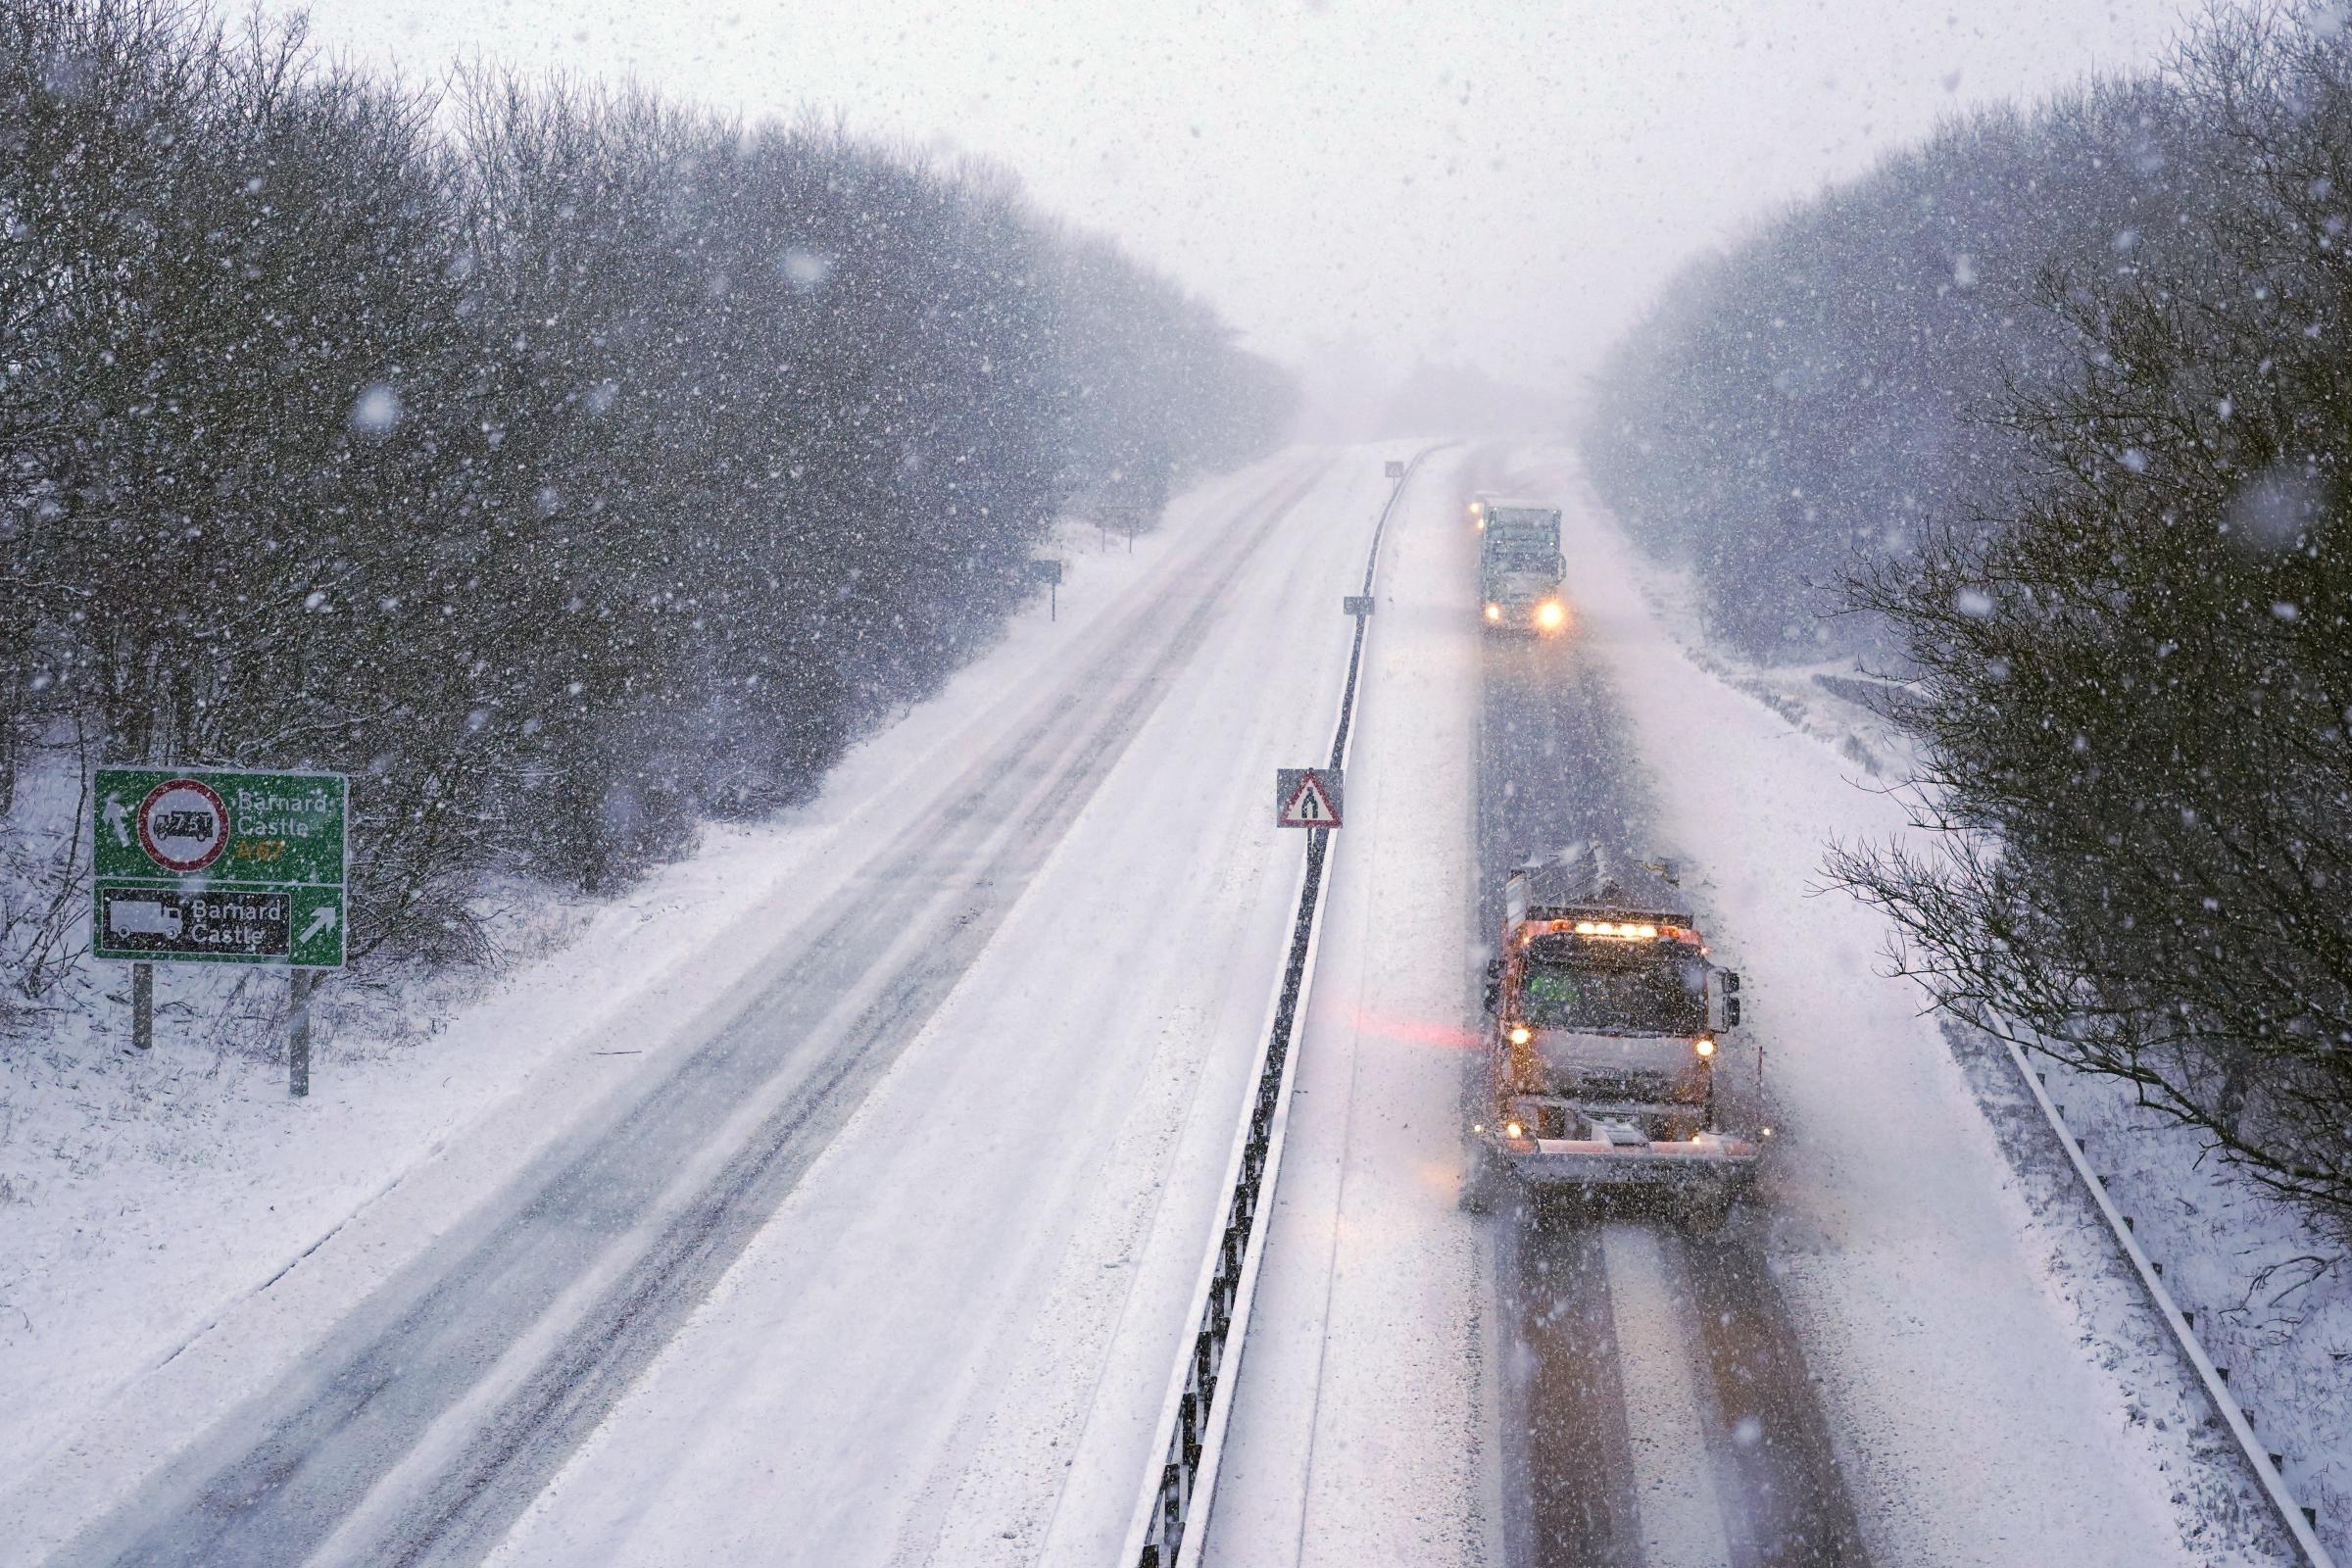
[1586,2,2352,1245]
[0,0,1294,983]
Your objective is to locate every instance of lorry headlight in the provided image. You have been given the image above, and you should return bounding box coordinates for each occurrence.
[1503,1121,1524,1140]
[1694,1037,1716,1057]
[1508,1025,1532,1046]
[1537,601,1565,629]
[1484,603,1501,622]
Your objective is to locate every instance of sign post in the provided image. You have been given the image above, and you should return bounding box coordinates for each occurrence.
[1028,558,1064,620]
[290,969,317,1098]
[92,766,348,1094]
[131,962,153,1052]
[1100,503,1152,554]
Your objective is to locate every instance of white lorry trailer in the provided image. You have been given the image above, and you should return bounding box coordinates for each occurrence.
[1465,844,1759,1221]
[1476,500,1567,633]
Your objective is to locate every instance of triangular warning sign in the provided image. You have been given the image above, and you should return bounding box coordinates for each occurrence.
[1278,769,1343,828]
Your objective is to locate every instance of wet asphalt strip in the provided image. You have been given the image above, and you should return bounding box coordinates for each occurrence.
[65,457,1336,1568]
[1473,595,1870,1568]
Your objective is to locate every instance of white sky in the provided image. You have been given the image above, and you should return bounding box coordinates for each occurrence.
[274,0,2188,389]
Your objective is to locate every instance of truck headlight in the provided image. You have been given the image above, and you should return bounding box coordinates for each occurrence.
[1536,601,1565,630]
[1503,1121,1524,1140]
[1484,603,1501,622]
[1694,1037,1716,1057]
[1508,1025,1532,1046]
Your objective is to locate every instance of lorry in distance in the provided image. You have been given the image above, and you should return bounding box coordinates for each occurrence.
[1477,500,1567,633]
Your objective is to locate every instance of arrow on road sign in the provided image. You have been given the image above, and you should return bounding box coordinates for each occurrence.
[1275,767,1345,829]
[300,906,337,945]
[103,793,131,848]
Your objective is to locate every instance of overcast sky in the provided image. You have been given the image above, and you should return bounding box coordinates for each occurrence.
[272,0,2188,394]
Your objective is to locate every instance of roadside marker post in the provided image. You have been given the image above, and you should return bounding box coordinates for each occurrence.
[91,765,348,1095]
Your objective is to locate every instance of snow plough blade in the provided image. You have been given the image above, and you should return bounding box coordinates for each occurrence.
[1494,1127,1759,1196]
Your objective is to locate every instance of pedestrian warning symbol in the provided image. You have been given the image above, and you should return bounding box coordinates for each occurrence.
[1275,767,1345,829]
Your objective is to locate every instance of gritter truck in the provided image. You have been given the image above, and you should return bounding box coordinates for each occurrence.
[1476,500,1567,634]
[1464,843,1759,1222]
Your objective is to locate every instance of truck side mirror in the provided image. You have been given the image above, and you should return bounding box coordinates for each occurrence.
[1482,957,1502,1014]
[1707,969,1742,1031]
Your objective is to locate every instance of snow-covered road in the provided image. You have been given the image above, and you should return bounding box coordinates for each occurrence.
[1203,447,2278,1567]
[9,442,2290,1568]
[9,450,1408,1566]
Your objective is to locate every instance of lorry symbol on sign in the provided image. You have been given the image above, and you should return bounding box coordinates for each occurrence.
[135,778,230,873]
[107,900,184,940]
[1275,767,1345,829]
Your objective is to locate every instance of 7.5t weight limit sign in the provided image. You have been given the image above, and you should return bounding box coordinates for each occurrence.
[92,766,347,967]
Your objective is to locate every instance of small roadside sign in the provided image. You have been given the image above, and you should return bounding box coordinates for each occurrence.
[93,766,347,967]
[1029,558,1064,620]
[1276,767,1345,829]
[1384,460,1405,479]
[1344,595,1375,616]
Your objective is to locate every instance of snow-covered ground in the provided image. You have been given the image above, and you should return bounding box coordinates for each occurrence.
[1208,445,2292,1565]
[469,454,1391,1567]
[1537,450,2289,1564]
[0,449,1398,1559]
[1205,445,1495,1566]
[6,439,2327,1566]
[1599,469,2349,1560]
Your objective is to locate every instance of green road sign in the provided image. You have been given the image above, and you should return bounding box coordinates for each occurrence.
[91,767,347,967]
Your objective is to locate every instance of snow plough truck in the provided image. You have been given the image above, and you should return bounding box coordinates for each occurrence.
[1464,844,1760,1221]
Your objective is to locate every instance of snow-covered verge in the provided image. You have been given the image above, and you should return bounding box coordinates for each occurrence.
[1581,473,2349,1562]
[2054,1069,2350,1555]
[0,457,1282,1485]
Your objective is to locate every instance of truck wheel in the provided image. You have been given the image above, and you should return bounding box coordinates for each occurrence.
[1679,1189,1732,1237]
[1460,1144,1502,1215]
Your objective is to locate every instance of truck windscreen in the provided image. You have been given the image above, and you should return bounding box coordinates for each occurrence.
[1520,954,1706,1034]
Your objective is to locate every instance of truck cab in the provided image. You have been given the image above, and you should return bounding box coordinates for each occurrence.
[1467,846,1758,1219]
[1477,501,1567,634]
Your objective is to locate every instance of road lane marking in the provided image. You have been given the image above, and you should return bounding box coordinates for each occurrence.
[1601,1224,1733,1568]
